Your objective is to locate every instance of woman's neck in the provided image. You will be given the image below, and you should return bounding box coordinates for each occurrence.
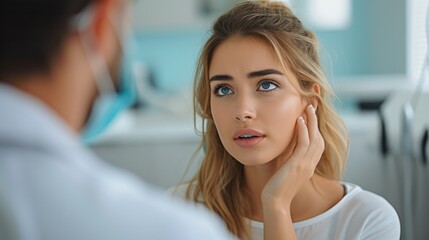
[244,163,343,223]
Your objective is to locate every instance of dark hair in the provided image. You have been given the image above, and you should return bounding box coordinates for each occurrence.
[0,0,94,78]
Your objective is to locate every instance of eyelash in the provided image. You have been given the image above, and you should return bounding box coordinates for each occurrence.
[257,80,280,92]
[213,84,233,97]
[212,80,280,97]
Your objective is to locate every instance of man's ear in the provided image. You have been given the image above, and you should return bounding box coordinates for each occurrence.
[90,0,120,62]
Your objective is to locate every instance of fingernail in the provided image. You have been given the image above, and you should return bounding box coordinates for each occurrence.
[308,104,315,113]
[298,116,304,123]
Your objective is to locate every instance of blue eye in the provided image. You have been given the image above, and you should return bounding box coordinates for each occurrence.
[216,86,233,96]
[258,81,278,91]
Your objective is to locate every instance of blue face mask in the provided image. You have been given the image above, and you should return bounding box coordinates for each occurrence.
[81,36,139,143]
[73,4,139,143]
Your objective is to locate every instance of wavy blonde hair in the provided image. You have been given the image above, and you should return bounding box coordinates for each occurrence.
[186,1,349,239]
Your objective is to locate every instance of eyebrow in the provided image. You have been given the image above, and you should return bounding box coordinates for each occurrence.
[209,68,283,82]
[248,69,283,78]
[209,75,232,81]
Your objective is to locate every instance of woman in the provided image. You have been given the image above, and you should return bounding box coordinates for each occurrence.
[172,1,400,239]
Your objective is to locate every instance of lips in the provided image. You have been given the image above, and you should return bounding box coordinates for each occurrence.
[233,128,265,148]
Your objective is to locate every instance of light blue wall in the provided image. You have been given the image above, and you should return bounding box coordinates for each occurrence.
[134,0,406,92]
[315,0,371,78]
[135,30,209,92]
[315,0,406,80]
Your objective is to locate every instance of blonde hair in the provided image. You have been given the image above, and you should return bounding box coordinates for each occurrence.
[186,1,349,238]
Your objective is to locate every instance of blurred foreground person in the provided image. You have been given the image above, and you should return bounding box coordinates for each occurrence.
[0,0,231,239]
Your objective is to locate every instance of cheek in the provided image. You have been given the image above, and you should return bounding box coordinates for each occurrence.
[265,96,304,141]
[211,100,230,139]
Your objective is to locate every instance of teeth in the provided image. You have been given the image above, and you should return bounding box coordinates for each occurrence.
[239,135,254,139]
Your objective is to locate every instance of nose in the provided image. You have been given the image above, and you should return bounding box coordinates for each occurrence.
[234,95,256,122]
[235,112,255,122]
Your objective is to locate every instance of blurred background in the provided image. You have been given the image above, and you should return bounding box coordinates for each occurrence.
[89,0,429,239]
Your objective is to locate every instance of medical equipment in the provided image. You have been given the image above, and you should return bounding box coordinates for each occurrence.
[381,1,429,239]
[422,129,428,164]
[400,1,429,239]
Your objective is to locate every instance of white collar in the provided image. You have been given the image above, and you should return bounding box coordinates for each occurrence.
[0,83,98,171]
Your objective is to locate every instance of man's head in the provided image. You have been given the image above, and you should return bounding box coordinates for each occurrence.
[0,0,93,78]
[0,0,135,141]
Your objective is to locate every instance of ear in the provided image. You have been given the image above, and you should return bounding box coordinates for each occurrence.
[90,0,121,62]
[308,83,320,110]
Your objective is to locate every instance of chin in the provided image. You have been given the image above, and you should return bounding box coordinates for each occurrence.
[232,152,275,166]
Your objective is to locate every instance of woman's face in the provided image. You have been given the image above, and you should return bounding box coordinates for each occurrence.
[209,36,307,166]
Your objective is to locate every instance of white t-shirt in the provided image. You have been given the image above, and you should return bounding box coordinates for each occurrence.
[171,182,401,240]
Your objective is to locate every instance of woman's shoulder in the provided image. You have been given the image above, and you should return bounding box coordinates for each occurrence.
[292,182,400,239]
[342,182,398,216]
[339,182,401,238]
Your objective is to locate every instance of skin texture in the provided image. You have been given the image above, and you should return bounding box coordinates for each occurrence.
[209,36,344,239]
[210,36,305,167]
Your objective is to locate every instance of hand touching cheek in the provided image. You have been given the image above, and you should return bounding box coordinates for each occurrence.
[261,104,325,206]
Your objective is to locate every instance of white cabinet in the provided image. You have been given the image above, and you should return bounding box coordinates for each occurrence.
[89,110,203,189]
[91,138,202,189]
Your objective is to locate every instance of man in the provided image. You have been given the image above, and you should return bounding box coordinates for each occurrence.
[0,0,230,239]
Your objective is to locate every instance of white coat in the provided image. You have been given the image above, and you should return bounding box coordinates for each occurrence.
[0,83,231,240]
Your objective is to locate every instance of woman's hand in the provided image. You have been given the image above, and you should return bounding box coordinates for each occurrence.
[261,104,325,240]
